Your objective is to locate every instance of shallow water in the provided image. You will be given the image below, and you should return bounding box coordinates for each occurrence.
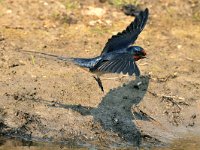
[0,136,200,150]
[152,136,200,150]
[0,137,83,150]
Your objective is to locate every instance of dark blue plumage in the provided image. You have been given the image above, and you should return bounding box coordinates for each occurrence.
[72,8,148,77]
[71,9,149,91]
[22,8,149,92]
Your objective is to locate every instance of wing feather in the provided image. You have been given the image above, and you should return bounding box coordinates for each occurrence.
[122,59,129,74]
[91,54,140,76]
[101,8,149,55]
[116,60,127,73]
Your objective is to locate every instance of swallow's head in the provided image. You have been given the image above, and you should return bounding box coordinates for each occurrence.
[128,46,146,61]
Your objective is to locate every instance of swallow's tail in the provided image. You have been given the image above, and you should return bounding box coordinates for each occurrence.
[20,50,102,68]
[19,50,73,62]
[72,56,102,68]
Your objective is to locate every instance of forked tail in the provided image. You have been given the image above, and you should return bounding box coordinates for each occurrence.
[20,50,102,69]
[20,50,73,61]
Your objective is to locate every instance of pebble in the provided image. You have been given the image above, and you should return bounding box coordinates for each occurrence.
[6,10,12,14]
[84,7,106,17]
[43,2,48,6]
[177,45,182,49]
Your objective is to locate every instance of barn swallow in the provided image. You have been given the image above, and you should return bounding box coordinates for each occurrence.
[22,8,149,92]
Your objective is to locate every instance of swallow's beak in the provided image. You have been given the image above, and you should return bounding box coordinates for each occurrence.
[141,56,146,58]
[141,50,147,56]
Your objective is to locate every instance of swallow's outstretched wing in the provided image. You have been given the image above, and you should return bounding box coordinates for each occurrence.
[90,54,140,76]
[101,8,149,55]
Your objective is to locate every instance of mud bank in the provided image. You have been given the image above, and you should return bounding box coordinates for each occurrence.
[0,0,200,148]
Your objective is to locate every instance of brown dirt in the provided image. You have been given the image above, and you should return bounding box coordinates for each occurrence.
[0,0,200,148]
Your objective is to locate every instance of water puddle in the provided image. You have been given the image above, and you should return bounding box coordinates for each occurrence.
[0,136,82,150]
[152,136,200,150]
[0,136,200,149]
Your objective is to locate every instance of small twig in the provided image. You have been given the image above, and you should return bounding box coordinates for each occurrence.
[101,77,121,80]
[4,25,24,29]
[139,62,149,66]
[148,91,189,108]
[31,55,35,65]
[185,57,200,63]
[161,95,181,110]
[101,75,129,80]
[161,95,189,110]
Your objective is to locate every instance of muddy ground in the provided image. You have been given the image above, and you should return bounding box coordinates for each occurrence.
[0,0,200,149]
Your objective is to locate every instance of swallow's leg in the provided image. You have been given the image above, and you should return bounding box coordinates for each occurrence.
[93,75,104,92]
